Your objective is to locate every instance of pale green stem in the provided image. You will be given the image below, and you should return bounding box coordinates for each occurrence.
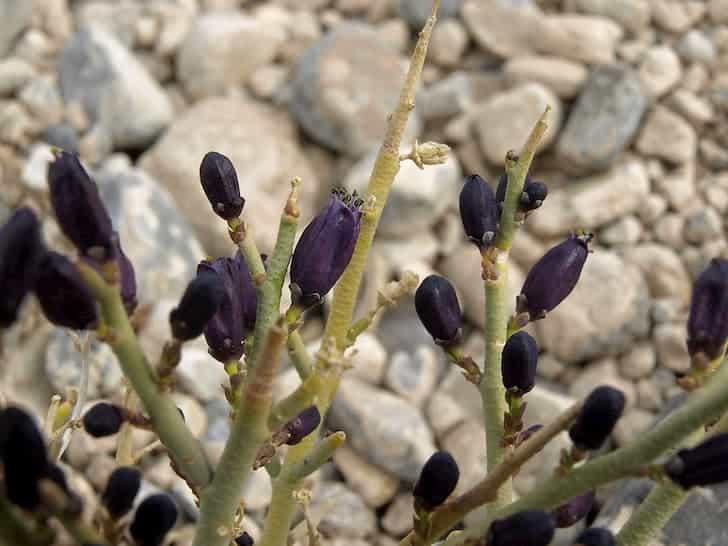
[288,330,313,380]
[616,481,690,546]
[287,431,346,482]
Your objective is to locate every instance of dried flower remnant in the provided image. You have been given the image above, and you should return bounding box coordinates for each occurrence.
[665,433,728,488]
[284,406,322,445]
[486,510,556,546]
[501,331,539,395]
[413,451,460,511]
[573,527,616,546]
[129,493,178,546]
[82,402,125,438]
[415,275,463,347]
[569,386,625,451]
[169,271,225,341]
[686,258,728,367]
[552,490,595,528]
[102,466,142,519]
[459,174,499,249]
[199,151,245,221]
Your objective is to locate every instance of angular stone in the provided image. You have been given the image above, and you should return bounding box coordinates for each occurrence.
[334,445,400,508]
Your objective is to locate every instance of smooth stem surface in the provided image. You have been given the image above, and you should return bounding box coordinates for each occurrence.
[288,330,313,380]
[78,263,212,488]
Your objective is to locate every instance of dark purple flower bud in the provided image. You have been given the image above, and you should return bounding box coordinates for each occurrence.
[284,406,321,445]
[686,259,728,363]
[235,532,254,546]
[198,251,257,362]
[43,463,82,514]
[501,331,539,394]
[199,151,245,221]
[459,174,499,249]
[81,235,137,314]
[569,386,625,451]
[496,174,548,212]
[48,150,113,260]
[82,402,125,437]
[573,528,616,546]
[130,493,178,546]
[665,433,728,489]
[169,271,225,341]
[518,234,591,321]
[552,491,595,528]
[415,275,463,346]
[102,466,141,518]
[413,451,460,511]
[486,510,555,546]
[290,191,362,307]
[34,251,98,330]
[0,208,44,327]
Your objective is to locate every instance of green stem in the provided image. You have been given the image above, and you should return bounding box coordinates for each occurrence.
[0,499,42,546]
[288,330,313,380]
[287,431,346,482]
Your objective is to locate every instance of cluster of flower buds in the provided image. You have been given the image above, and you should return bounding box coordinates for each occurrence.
[199,151,245,221]
[552,490,595,528]
[495,174,548,213]
[169,271,225,342]
[574,528,616,546]
[686,258,728,369]
[415,275,463,347]
[129,493,178,546]
[569,386,625,451]
[413,451,460,511]
[501,331,539,396]
[665,433,728,489]
[486,510,555,546]
[459,174,499,250]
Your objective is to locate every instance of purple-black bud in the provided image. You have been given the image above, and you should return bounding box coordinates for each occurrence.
[414,275,463,347]
[82,403,125,438]
[496,174,548,212]
[413,451,460,511]
[290,190,362,307]
[34,251,98,330]
[665,433,728,489]
[81,236,137,314]
[169,271,225,341]
[569,386,625,451]
[284,406,321,445]
[48,150,114,260]
[501,331,539,395]
[199,151,245,221]
[552,490,595,528]
[686,259,728,363]
[198,251,257,362]
[486,510,556,546]
[102,466,142,518]
[518,234,591,321]
[459,174,499,249]
[0,208,44,327]
[573,527,616,546]
[130,493,178,546]
[235,532,254,546]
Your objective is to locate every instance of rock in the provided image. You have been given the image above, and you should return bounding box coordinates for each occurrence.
[555,65,647,173]
[503,56,587,99]
[636,378,663,412]
[637,106,697,164]
[58,27,173,150]
[385,346,441,407]
[249,64,289,100]
[528,160,650,237]
[242,469,272,511]
[474,83,562,166]
[374,19,410,55]
[290,23,420,156]
[613,408,654,446]
[654,322,690,373]
[74,1,143,48]
[537,353,566,381]
[654,162,696,211]
[441,420,486,495]
[312,482,378,538]
[139,97,319,257]
[375,232,439,273]
[598,215,643,247]
[534,251,650,363]
[566,0,651,34]
[382,493,415,537]
[329,376,436,482]
[172,393,207,438]
[621,244,692,305]
[398,0,462,28]
[0,0,32,56]
[419,72,473,120]
[638,45,682,99]
[0,100,31,146]
[347,333,388,385]
[670,90,713,126]
[651,0,705,33]
[569,358,636,409]
[426,392,466,439]
[44,123,79,152]
[711,0,728,22]
[535,14,623,64]
[462,0,544,59]
[684,207,723,244]
[653,214,685,249]
[177,13,285,100]
[619,342,657,380]
[677,30,716,65]
[21,143,56,191]
[0,57,35,96]
[333,445,399,508]
[430,19,469,67]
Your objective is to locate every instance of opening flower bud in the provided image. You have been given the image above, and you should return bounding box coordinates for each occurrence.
[665,433,728,489]
[169,271,225,341]
[486,510,555,546]
[130,493,178,546]
[0,208,44,328]
[199,151,245,221]
[686,258,728,364]
[518,234,591,321]
[573,527,616,546]
[569,386,625,451]
[415,275,463,347]
[552,490,595,528]
[48,150,114,260]
[290,190,362,308]
[413,450,460,511]
[501,331,539,395]
[82,402,125,437]
[459,174,499,249]
[284,406,321,445]
[235,532,254,546]
[496,174,548,212]
[102,466,142,519]
[34,251,98,331]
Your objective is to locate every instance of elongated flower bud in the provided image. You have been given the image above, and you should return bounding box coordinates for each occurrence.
[413,451,459,511]
[501,331,539,394]
[284,406,321,445]
[686,259,728,364]
[198,251,257,362]
[665,433,728,488]
[82,403,125,437]
[169,271,225,341]
[290,190,362,307]
[235,532,254,546]
[569,386,625,450]
[199,151,245,220]
[130,493,178,546]
[552,490,595,528]
[102,466,141,518]
[574,528,616,546]
[81,236,137,313]
[48,150,113,260]
[415,275,463,346]
[486,510,555,546]
[34,251,98,330]
[496,174,548,212]
[459,174,499,249]
[0,208,44,327]
[518,234,591,321]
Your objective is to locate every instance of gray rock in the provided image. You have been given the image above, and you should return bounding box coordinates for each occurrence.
[613,408,654,447]
[385,346,441,407]
[44,123,79,152]
[621,244,692,305]
[419,72,473,120]
[556,65,647,173]
[441,420,487,496]
[347,333,388,385]
[569,358,637,409]
[329,377,436,482]
[18,76,63,126]
[503,56,588,99]
[599,215,643,247]
[426,391,466,439]
[619,342,657,380]
[333,445,399,508]
[638,45,682,99]
[58,27,173,150]
[74,1,143,48]
[430,19,469,68]
[566,0,650,34]
[0,0,32,56]
[398,0,463,28]
[204,398,231,443]
[290,23,420,156]
[0,57,35,96]
[381,493,415,537]
[312,482,378,538]
[654,322,690,373]
[636,106,697,164]
[676,30,717,65]
[684,207,724,245]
